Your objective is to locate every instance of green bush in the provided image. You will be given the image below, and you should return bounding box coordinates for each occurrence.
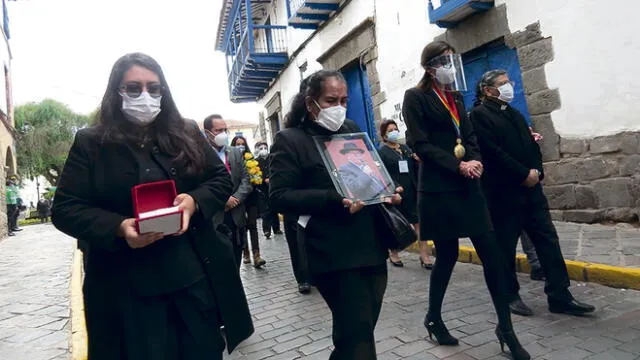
[18,218,45,226]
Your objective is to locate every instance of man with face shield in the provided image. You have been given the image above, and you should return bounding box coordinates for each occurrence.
[470,70,595,318]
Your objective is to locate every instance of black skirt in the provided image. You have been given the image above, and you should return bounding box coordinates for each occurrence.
[418,183,493,240]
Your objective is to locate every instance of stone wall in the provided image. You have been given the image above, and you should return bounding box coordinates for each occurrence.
[503,22,640,224]
[543,133,640,223]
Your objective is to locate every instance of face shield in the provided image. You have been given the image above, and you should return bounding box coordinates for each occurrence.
[427,54,467,92]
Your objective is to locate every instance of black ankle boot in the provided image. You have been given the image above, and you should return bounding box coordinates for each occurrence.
[495,327,530,360]
[424,317,459,346]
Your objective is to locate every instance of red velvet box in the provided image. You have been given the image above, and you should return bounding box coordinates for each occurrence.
[132,180,183,235]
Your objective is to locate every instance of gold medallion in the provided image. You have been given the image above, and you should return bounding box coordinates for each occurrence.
[454,138,466,159]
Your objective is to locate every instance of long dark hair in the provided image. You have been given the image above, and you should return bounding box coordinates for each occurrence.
[231,135,252,154]
[94,53,205,174]
[417,41,456,90]
[284,70,346,128]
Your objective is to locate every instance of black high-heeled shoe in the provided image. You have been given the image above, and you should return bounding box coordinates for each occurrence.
[420,257,434,270]
[495,327,530,360]
[424,318,459,346]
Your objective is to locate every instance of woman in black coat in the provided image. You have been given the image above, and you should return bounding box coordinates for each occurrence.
[378,119,434,268]
[269,70,400,359]
[51,53,253,359]
[402,42,529,360]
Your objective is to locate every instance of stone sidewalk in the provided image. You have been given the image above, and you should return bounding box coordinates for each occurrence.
[460,221,640,268]
[227,222,640,359]
[0,224,74,360]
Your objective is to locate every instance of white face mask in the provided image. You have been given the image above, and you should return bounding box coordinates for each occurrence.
[313,100,346,132]
[213,132,229,147]
[236,145,246,152]
[256,148,268,158]
[386,130,400,143]
[496,83,515,103]
[434,66,457,85]
[121,92,162,125]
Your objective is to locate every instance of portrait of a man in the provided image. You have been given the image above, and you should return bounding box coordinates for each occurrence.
[337,142,387,201]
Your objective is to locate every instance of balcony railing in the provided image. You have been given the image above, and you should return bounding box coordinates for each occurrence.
[287,0,340,30]
[225,25,288,103]
[428,0,494,28]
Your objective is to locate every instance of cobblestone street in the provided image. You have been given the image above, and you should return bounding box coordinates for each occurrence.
[228,221,640,360]
[0,224,74,360]
[0,223,639,360]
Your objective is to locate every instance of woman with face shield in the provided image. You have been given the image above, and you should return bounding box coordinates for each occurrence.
[51,53,253,359]
[269,70,401,359]
[402,42,529,360]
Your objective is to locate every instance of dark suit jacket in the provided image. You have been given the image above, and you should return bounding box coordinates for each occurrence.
[339,161,386,201]
[51,124,253,353]
[212,146,251,228]
[269,119,388,275]
[469,99,546,209]
[402,87,482,192]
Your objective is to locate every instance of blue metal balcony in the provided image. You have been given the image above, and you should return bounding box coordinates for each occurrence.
[216,0,289,103]
[428,0,494,28]
[287,0,340,30]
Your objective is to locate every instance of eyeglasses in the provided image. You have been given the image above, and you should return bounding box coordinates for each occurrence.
[119,82,163,98]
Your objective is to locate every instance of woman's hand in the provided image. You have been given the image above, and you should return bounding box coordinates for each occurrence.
[459,161,483,179]
[118,218,164,249]
[174,193,197,235]
[521,169,540,188]
[342,198,365,214]
[383,186,403,205]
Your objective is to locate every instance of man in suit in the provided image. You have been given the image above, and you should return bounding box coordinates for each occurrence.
[470,70,594,317]
[338,142,386,201]
[204,114,252,270]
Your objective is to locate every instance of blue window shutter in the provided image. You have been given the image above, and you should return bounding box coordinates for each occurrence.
[3,0,9,40]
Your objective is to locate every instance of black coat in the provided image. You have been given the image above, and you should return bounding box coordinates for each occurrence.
[469,99,547,211]
[378,144,418,223]
[403,87,492,239]
[269,119,388,276]
[51,124,253,353]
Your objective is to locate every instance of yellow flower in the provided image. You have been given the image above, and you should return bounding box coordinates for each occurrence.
[248,160,259,168]
[244,153,252,160]
[248,167,258,175]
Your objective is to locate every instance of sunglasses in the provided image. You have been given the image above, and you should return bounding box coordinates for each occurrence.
[119,82,163,99]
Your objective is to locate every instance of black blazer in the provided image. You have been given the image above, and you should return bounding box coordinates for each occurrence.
[269,119,388,275]
[51,123,253,352]
[469,100,546,208]
[402,87,482,192]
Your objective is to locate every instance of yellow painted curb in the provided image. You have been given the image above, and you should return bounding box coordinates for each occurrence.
[70,249,88,360]
[405,241,640,291]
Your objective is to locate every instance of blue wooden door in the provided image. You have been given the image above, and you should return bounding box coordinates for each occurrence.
[461,41,531,125]
[341,62,376,140]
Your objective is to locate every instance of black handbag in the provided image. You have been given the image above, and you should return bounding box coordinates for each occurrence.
[376,203,417,251]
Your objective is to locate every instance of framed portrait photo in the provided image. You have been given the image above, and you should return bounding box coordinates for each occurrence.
[314,132,395,205]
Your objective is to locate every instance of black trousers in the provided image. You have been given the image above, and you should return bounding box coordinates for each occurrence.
[283,214,309,285]
[244,204,260,253]
[262,210,281,234]
[85,276,224,360]
[490,201,572,303]
[428,233,513,331]
[315,265,387,360]
[7,204,18,230]
[224,212,243,271]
